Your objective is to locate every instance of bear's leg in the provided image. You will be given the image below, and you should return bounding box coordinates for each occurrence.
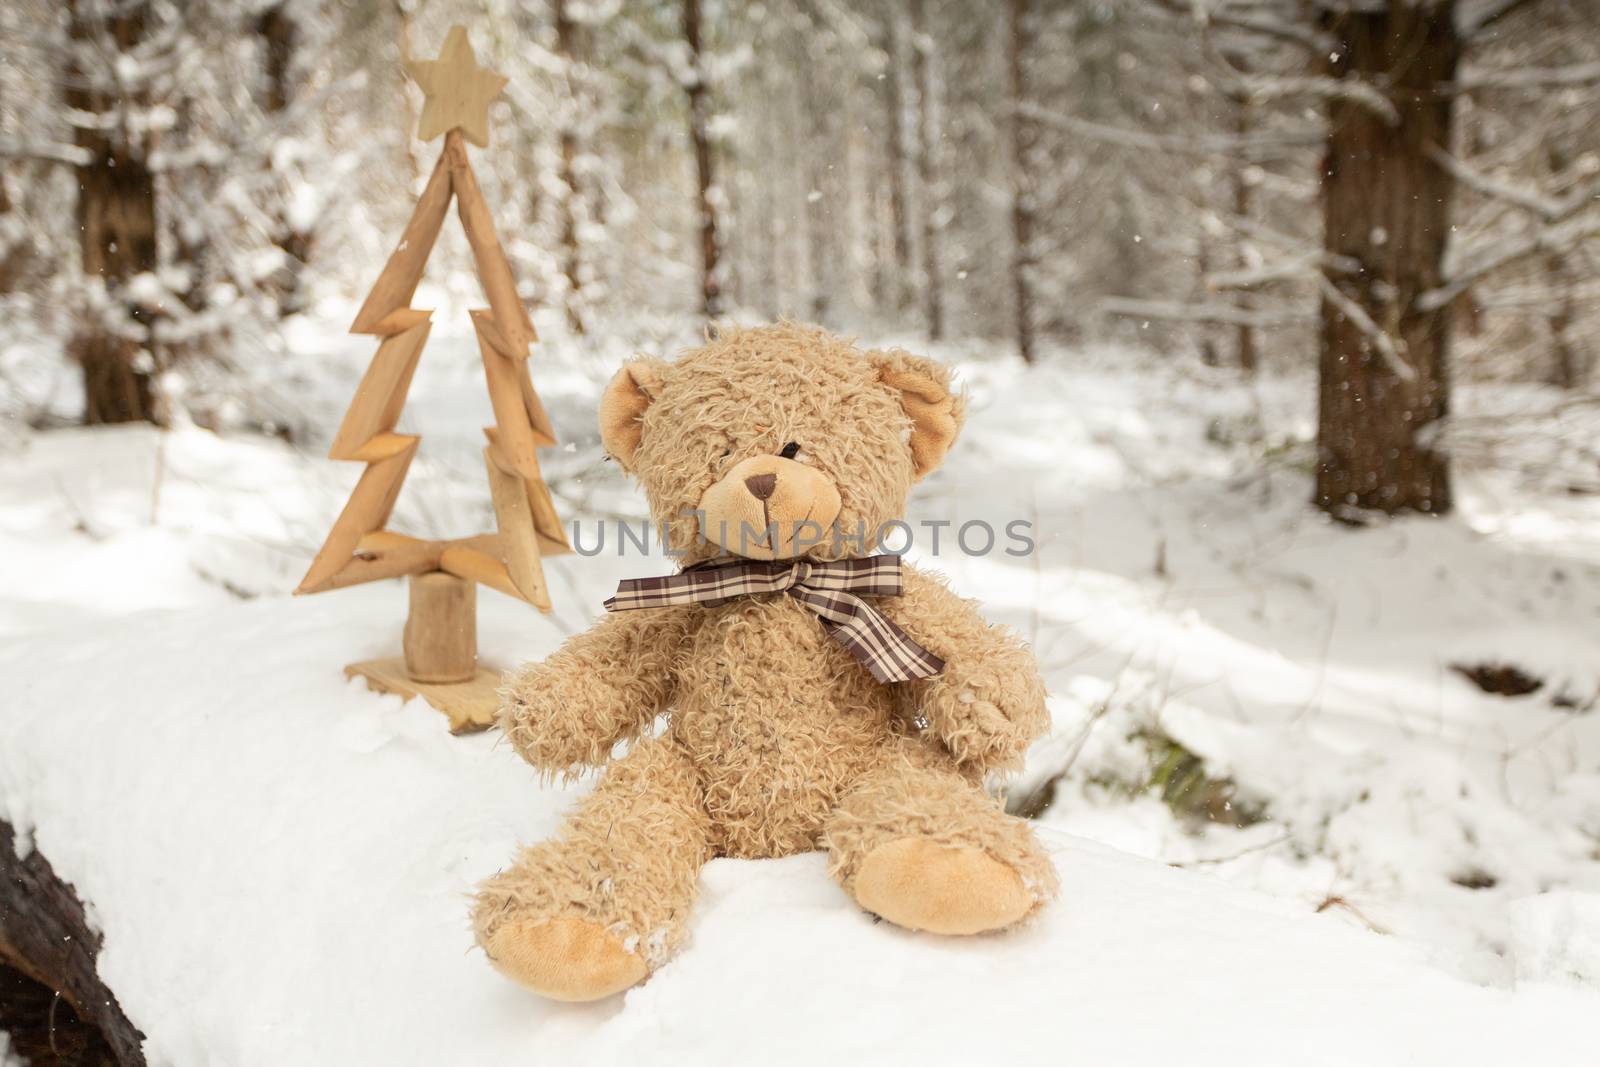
[472,736,710,1001]
[822,743,1058,935]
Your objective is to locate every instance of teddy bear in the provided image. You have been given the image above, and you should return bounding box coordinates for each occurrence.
[472,322,1056,1001]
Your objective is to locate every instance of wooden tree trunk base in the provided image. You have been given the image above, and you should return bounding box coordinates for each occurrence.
[0,820,146,1065]
[344,658,503,734]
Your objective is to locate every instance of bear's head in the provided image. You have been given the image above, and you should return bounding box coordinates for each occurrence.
[598,322,964,566]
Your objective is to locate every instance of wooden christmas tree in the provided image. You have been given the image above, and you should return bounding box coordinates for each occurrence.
[296,26,570,733]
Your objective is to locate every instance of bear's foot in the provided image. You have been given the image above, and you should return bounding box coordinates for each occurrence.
[482,916,648,1002]
[852,838,1033,935]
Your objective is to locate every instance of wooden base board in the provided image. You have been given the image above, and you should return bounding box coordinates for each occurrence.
[345,657,503,734]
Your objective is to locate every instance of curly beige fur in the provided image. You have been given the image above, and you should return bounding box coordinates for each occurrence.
[473,323,1054,1001]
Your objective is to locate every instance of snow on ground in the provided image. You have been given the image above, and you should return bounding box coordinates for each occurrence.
[3,312,1600,1062]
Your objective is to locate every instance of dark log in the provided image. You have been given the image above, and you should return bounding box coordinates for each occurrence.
[0,819,145,1065]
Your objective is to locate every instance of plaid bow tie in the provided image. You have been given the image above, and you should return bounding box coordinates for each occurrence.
[603,555,944,684]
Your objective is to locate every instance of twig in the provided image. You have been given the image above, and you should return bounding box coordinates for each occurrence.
[1315,894,1391,935]
[150,429,168,527]
[1172,831,1293,868]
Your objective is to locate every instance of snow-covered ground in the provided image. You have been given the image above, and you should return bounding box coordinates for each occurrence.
[3,310,1599,1063]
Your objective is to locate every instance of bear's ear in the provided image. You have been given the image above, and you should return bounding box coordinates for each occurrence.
[599,359,667,470]
[871,350,964,480]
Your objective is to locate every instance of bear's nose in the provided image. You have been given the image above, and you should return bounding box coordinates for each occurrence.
[744,473,777,500]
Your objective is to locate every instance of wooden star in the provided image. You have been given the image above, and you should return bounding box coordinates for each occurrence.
[404,26,508,149]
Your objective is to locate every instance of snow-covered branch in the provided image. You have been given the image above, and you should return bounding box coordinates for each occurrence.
[1471,277,1600,309]
[1016,103,1321,158]
[1205,254,1321,290]
[1422,144,1600,310]
[1450,61,1600,93]
[1143,0,1331,52]
[1099,295,1313,329]
[1221,212,1363,275]
[1316,273,1417,383]
[1458,0,1541,38]
[0,137,91,166]
[1423,211,1600,311]
[1427,146,1565,219]
[1226,74,1398,125]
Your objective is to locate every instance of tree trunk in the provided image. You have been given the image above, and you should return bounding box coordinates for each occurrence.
[257,3,312,317]
[909,0,945,341]
[1195,240,1221,367]
[683,0,722,318]
[1314,4,1459,517]
[1231,94,1258,375]
[1,819,147,1065]
[800,19,835,325]
[554,0,586,333]
[1544,251,1580,389]
[1006,0,1037,363]
[67,0,160,426]
[0,164,26,297]
[1542,142,1579,389]
[172,98,212,319]
[0,71,27,295]
[758,61,786,318]
[882,9,914,313]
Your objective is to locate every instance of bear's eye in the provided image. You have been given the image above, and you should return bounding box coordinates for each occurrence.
[779,442,803,461]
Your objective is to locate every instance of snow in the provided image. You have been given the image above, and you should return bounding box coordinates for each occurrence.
[2,318,1599,1062]
[1510,891,1600,987]
[0,586,1591,1064]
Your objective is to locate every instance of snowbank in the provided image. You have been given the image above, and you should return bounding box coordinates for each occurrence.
[1,590,1591,1065]
[4,329,1600,1062]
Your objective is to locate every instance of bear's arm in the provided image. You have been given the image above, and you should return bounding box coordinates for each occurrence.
[879,563,1050,775]
[497,605,699,777]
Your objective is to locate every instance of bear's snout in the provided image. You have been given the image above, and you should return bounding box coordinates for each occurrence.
[698,454,843,560]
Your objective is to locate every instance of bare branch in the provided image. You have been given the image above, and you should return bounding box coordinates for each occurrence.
[0,137,90,166]
[1424,212,1600,310]
[1205,255,1321,290]
[1427,146,1561,218]
[1458,0,1541,38]
[1210,10,1330,52]
[1450,60,1600,93]
[1098,295,1314,329]
[1316,274,1417,383]
[1221,212,1364,274]
[1016,102,1321,158]
[1142,0,1331,52]
[1472,278,1600,309]
[1228,74,1399,125]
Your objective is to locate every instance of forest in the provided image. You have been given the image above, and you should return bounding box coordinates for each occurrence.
[2,1,1600,1064]
[3,0,1597,515]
